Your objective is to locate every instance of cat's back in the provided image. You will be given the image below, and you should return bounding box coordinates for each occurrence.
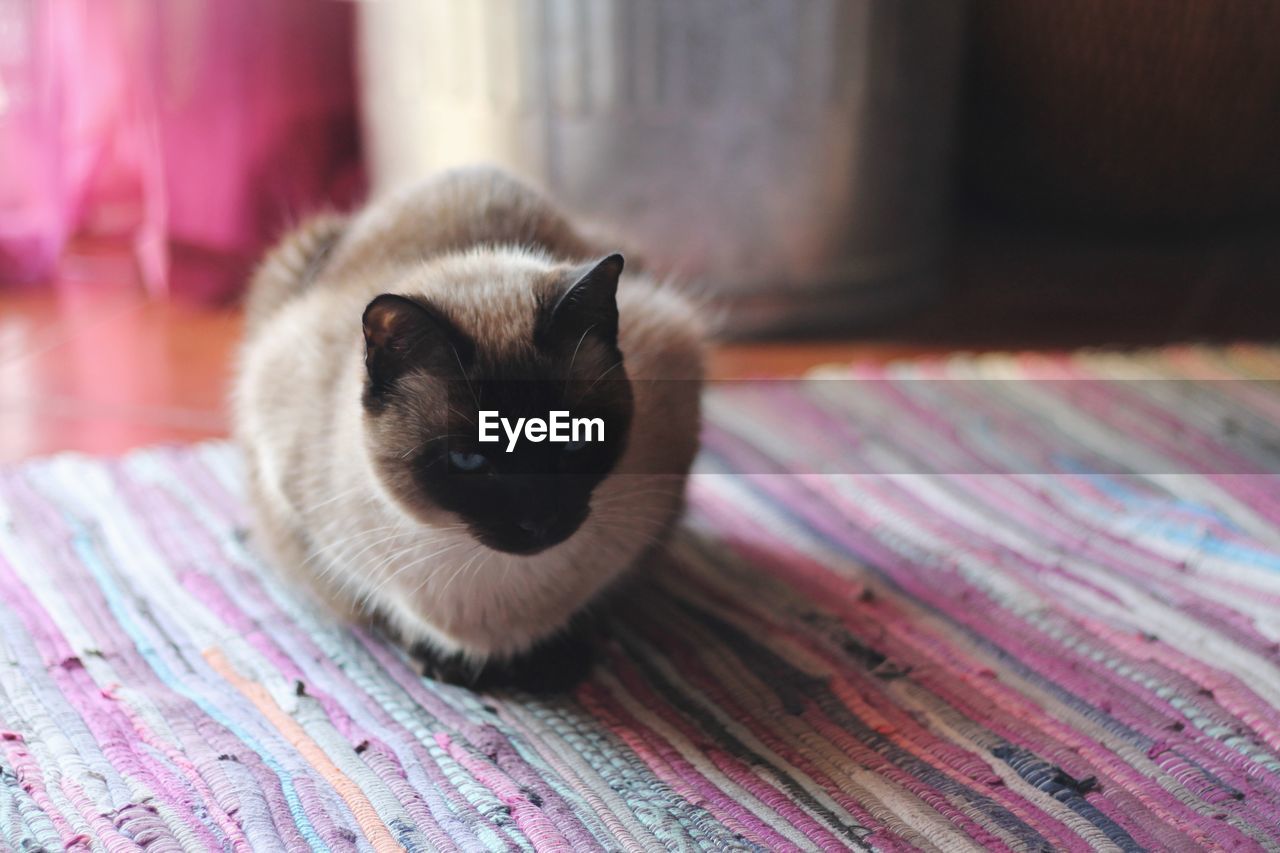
[324,166,602,284]
[244,166,599,333]
[236,165,704,445]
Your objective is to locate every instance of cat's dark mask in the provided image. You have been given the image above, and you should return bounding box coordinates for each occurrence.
[360,254,633,554]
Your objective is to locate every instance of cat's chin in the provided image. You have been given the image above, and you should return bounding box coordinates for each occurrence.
[474,532,570,557]
[470,513,588,555]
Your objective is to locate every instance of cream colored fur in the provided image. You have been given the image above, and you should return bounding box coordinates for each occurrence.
[233,167,704,661]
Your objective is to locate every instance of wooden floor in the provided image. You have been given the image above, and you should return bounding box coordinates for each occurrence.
[0,296,889,462]
[3,221,1276,463]
[0,250,926,462]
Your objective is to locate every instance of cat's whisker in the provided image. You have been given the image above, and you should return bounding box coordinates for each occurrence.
[319,527,441,574]
[590,489,678,506]
[440,548,482,595]
[585,519,670,549]
[447,406,477,428]
[593,514,674,528]
[589,496,675,511]
[498,552,514,588]
[315,538,413,586]
[588,491,675,504]
[583,359,624,394]
[563,324,596,395]
[406,540,483,599]
[404,433,470,459]
[303,525,404,563]
[450,344,481,410]
[589,500,676,516]
[434,543,487,601]
[349,526,462,566]
[475,549,499,591]
[364,539,470,600]
[293,484,367,515]
[305,519,465,568]
[371,533,470,589]
[301,524,411,567]
[590,515,671,531]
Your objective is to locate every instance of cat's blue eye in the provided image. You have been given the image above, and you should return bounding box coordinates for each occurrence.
[448,450,488,471]
[562,438,588,453]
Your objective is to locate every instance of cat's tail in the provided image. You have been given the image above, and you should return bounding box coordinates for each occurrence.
[243,213,348,334]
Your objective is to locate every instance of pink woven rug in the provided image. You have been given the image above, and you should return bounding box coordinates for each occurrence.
[1,346,1278,850]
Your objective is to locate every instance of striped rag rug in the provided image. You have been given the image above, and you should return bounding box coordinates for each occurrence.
[2,346,1280,852]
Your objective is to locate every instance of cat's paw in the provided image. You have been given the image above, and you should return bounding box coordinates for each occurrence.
[411,625,597,694]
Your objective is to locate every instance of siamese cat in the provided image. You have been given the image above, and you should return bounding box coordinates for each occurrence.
[233,167,703,690]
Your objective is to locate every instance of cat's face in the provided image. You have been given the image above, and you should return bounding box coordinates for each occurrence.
[361,254,632,554]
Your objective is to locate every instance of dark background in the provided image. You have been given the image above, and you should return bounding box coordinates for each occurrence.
[911,0,1280,348]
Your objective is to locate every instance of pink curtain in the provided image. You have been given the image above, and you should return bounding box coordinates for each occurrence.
[0,0,361,301]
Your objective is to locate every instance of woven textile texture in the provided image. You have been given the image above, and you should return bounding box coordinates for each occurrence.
[1,347,1279,851]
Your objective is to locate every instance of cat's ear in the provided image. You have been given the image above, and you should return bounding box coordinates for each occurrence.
[362,294,467,395]
[541,253,624,349]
